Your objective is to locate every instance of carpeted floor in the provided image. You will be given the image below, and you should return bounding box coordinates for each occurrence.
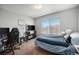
[7,39,53,55]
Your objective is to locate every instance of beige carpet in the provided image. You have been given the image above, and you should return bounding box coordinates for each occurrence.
[8,39,53,55]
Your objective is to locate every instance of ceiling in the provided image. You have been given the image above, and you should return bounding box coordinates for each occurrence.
[0,4,77,18]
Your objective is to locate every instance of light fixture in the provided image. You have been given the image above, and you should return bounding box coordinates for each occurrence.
[33,4,42,9]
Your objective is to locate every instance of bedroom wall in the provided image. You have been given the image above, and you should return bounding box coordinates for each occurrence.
[78,8,79,32]
[34,7,78,35]
[77,6,79,32]
[0,8,34,36]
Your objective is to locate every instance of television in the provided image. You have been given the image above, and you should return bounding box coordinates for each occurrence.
[27,25,35,30]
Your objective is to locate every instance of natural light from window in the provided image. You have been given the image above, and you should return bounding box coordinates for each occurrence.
[41,16,60,34]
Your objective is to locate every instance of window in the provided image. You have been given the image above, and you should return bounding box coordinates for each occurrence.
[41,16,60,34]
[50,16,60,33]
[41,19,49,34]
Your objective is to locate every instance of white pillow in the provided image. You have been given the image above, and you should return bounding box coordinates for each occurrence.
[58,31,66,36]
[65,29,72,35]
[70,33,79,39]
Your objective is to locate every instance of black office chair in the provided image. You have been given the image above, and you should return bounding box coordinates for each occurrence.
[8,28,19,54]
[10,28,19,44]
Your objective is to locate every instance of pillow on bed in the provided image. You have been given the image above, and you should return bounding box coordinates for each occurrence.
[70,33,79,39]
[70,33,79,45]
[58,31,66,36]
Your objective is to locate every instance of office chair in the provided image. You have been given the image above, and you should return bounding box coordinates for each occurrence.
[8,28,19,54]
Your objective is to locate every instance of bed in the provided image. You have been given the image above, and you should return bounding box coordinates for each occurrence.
[35,33,78,55]
[70,33,79,54]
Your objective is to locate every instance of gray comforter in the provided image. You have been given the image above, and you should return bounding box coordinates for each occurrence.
[36,34,77,55]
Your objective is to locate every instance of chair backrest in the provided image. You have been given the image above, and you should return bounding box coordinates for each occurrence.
[10,28,19,45]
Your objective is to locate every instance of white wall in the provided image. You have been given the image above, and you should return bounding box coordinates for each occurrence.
[78,9,79,32]
[56,8,77,32]
[34,7,78,35]
[77,6,79,32]
[0,8,34,36]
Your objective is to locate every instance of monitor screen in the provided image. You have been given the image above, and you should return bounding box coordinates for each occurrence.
[0,28,9,34]
[0,28,9,39]
[28,25,35,30]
